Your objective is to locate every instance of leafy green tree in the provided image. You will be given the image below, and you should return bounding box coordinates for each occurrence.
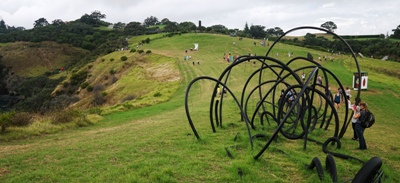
[52,19,65,26]
[211,24,228,34]
[244,22,250,34]
[391,25,400,39]
[249,25,266,39]
[164,21,178,32]
[34,18,49,27]
[124,21,145,35]
[143,16,159,27]
[266,27,284,37]
[321,21,337,32]
[113,22,125,31]
[160,18,170,24]
[178,21,196,32]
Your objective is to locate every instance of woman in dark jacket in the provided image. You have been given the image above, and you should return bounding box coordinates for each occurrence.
[354,102,368,150]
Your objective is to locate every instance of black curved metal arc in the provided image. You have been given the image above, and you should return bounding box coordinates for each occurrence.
[254,70,341,159]
[322,137,364,164]
[184,76,254,146]
[265,26,361,108]
[214,100,220,127]
[248,70,305,131]
[292,65,351,138]
[213,55,295,122]
[239,63,284,122]
[243,79,289,129]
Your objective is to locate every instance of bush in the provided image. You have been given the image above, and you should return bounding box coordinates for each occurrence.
[109,69,116,75]
[146,50,152,54]
[80,81,89,89]
[121,56,128,61]
[110,58,114,62]
[101,92,108,96]
[70,70,88,85]
[145,38,150,44]
[62,82,69,88]
[122,95,136,102]
[130,49,136,53]
[87,85,94,92]
[0,111,16,133]
[138,50,144,54]
[154,92,162,97]
[11,112,33,127]
[50,109,81,124]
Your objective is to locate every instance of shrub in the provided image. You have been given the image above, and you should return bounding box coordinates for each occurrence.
[101,58,105,62]
[138,50,144,54]
[11,112,33,127]
[154,92,162,97]
[92,92,105,106]
[62,82,69,88]
[87,85,94,92]
[122,95,136,102]
[110,58,114,62]
[145,38,150,44]
[70,70,88,85]
[101,92,108,97]
[88,65,93,69]
[109,69,116,75]
[93,84,104,92]
[80,81,89,89]
[130,49,136,53]
[121,56,128,61]
[110,76,118,84]
[146,50,152,54]
[86,107,102,115]
[0,111,16,133]
[50,109,80,124]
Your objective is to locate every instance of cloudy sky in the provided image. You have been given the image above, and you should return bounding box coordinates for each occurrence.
[1,0,399,36]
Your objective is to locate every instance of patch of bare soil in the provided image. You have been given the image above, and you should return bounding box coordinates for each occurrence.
[0,167,10,177]
[147,63,181,82]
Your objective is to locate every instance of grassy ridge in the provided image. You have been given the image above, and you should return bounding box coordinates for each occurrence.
[0,33,399,182]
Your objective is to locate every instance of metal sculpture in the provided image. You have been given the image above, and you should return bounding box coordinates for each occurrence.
[184,26,383,182]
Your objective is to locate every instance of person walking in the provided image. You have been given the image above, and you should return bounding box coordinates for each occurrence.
[354,102,368,150]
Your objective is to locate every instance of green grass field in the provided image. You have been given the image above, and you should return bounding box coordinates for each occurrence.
[0,33,399,182]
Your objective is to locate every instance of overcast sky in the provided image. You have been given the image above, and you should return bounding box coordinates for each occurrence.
[1,0,399,36]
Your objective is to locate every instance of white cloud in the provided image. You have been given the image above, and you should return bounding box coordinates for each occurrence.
[0,0,399,36]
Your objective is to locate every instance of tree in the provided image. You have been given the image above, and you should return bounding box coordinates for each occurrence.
[211,24,228,34]
[124,22,145,35]
[90,10,106,21]
[249,25,266,39]
[52,19,65,26]
[164,21,178,32]
[79,11,106,27]
[391,25,400,39]
[143,16,159,27]
[321,21,337,32]
[113,22,126,31]
[34,18,49,28]
[160,18,170,25]
[266,27,284,37]
[178,21,196,32]
[243,22,250,34]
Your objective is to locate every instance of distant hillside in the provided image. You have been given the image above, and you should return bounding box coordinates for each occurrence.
[0,42,89,77]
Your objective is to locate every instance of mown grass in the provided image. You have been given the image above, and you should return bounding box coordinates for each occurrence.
[0,33,399,182]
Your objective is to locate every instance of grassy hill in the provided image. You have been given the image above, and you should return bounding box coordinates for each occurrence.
[0,42,89,77]
[0,33,399,182]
